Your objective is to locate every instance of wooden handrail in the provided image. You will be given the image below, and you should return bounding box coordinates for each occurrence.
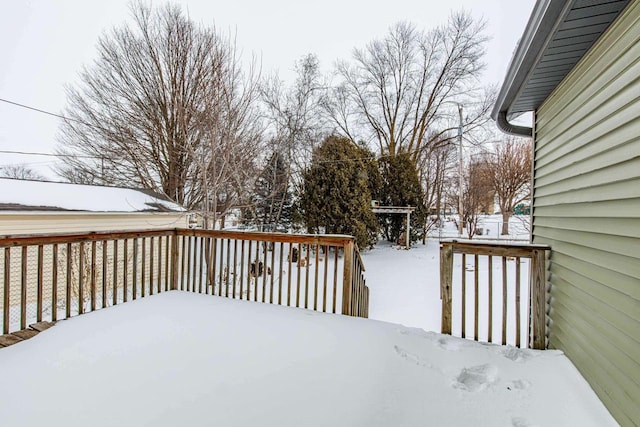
[0,228,368,337]
[0,229,356,248]
[440,240,549,349]
[440,239,550,257]
[0,229,176,247]
[178,229,356,246]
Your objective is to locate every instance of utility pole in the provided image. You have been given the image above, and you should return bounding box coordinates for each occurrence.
[202,148,209,229]
[458,104,464,236]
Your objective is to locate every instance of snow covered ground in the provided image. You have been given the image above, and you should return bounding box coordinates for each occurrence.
[431,214,531,241]
[0,292,617,426]
[363,239,443,332]
[364,216,531,335]
[364,238,533,346]
[0,219,619,426]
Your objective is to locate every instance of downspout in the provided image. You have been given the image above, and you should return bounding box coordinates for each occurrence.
[529,111,536,244]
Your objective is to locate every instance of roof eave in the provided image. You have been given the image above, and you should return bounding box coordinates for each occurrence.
[492,0,571,136]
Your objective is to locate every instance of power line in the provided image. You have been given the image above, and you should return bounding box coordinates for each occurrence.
[0,97,70,122]
[0,149,101,159]
[0,98,109,160]
[0,97,468,168]
[0,96,109,134]
[0,160,58,167]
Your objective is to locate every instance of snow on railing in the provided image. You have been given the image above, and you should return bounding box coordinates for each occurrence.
[439,240,550,349]
[0,229,368,337]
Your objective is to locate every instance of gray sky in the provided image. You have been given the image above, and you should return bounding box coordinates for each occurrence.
[0,0,536,178]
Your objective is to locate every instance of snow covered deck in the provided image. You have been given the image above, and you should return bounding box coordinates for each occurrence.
[0,291,616,426]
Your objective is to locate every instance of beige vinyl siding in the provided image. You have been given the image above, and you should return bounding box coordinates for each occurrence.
[0,212,188,235]
[534,1,640,426]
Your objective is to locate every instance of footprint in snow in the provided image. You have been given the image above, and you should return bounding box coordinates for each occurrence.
[452,364,498,391]
[502,346,533,362]
[393,345,433,368]
[507,379,531,390]
[397,328,431,339]
[511,416,537,427]
[437,336,465,351]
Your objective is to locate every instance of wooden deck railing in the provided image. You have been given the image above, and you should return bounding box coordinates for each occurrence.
[440,240,550,349]
[342,242,368,318]
[0,228,368,335]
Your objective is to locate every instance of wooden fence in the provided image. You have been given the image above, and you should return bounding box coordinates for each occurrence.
[0,228,368,335]
[440,240,550,349]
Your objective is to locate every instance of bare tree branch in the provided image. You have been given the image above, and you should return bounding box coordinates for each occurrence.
[485,136,532,235]
[0,165,45,181]
[328,12,490,161]
[55,2,263,217]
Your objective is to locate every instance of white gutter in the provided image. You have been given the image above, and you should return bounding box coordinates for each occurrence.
[491,0,572,136]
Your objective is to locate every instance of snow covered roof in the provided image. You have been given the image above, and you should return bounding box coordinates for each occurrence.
[0,178,185,213]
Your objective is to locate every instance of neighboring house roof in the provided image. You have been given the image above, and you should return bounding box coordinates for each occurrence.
[0,178,186,213]
[492,0,631,135]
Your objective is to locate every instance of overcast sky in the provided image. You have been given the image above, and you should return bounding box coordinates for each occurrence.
[0,0,536,178]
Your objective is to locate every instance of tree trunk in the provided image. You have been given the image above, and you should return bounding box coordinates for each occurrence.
[501,212,510,235]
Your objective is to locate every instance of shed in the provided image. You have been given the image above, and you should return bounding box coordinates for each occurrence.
[0,178,188,234]
[493,1,639,425]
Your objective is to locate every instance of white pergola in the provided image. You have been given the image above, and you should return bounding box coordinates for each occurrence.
[371,205,416,249]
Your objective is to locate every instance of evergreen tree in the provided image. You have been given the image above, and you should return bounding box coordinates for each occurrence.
[377,153,427,244]
[299,136,379,248]
[249,151,292,231]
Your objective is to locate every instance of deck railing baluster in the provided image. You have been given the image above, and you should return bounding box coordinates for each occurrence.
[3,248,10,334]
[37,245,44,321]
[52,244,58,322]
[102,241,107,309]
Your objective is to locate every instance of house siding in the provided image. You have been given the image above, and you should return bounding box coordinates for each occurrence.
[0,212,188,235]
[534,1,640,426]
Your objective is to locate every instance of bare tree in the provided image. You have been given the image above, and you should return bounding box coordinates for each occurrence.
[449,157,493,239]
[485,137,532,235]
[55,2,262,213]
[193,36,264,228]
[253,54,330,231]
[261,54,329,184]
[328,13,493,161]
[0,165,45,180]
[418,137,456,236]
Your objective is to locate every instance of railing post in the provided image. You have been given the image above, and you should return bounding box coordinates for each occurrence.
[530,249,547,349]
[170,231,180,291]
[440,242,453,335]
[365,286,369,318]
[341,239,354,316]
